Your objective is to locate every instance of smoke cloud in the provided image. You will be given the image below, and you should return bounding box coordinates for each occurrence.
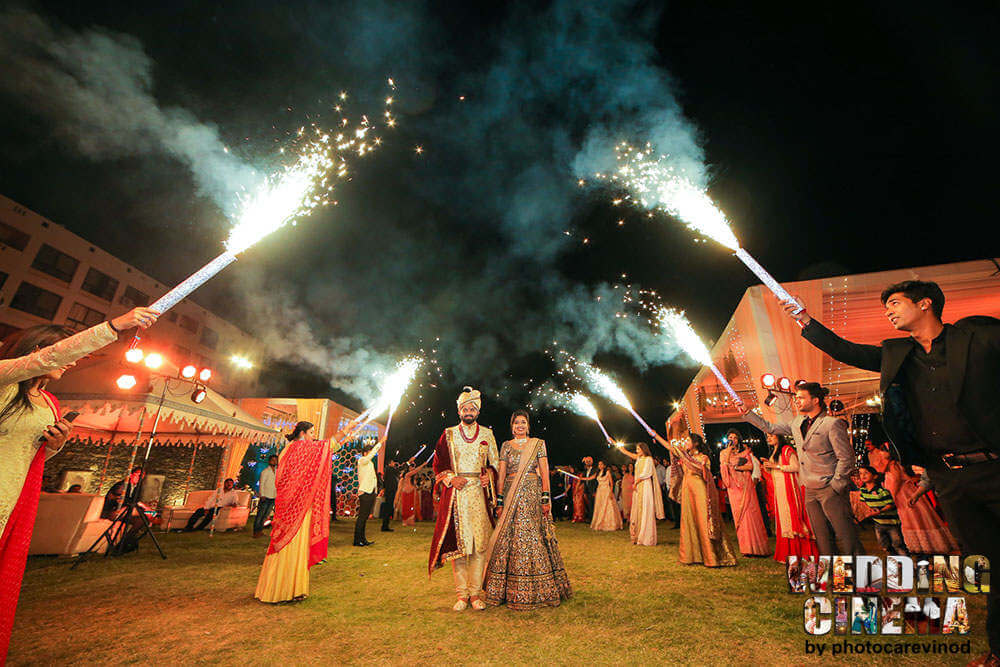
[0,8,258,214]
[0,1,709,412]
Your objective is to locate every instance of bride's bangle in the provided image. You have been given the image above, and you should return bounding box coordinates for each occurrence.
[540,491,551,504]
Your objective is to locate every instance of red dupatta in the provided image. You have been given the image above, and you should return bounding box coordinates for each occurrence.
[0,390,60,663]
[266,438,331,568]
[775,445,814,539]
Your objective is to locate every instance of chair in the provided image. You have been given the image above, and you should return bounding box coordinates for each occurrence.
[29,493,111,556]
[160,489,252,532]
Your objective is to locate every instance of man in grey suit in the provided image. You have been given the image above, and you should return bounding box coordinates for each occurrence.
[738,382,857,555]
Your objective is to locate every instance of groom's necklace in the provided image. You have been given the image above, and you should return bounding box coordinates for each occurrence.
[459,423,479,442]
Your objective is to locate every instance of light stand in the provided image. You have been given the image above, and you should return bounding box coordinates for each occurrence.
[73,381,171,567]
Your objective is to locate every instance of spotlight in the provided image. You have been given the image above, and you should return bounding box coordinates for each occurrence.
[144,353,164,370]
[181,365,197,379]
[116,374,137,390]
[764,390,778,407]
[191,385,207,404]
[778,376,793,391]
[198,368,212,383]
[125,348,144,364]
[761,373,776,389]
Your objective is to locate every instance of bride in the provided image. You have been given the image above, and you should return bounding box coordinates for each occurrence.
[482,410,572,609]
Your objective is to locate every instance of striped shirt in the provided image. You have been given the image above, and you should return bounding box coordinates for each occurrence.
[858,485,900,525]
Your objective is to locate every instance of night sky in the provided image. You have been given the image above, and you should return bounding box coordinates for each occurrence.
[1,1,994,464]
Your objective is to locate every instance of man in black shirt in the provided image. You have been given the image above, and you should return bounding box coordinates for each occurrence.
[783,279,1000,666]
[380,459,406,532]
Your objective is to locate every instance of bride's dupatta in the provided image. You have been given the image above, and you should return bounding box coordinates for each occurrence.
[481,437,543,582]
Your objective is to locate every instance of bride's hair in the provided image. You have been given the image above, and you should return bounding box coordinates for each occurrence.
[509,409,530,434]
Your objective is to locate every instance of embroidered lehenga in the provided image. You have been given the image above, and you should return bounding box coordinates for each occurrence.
[483,439,572,609]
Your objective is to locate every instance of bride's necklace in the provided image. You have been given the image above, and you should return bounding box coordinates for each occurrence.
[459,423,479,443]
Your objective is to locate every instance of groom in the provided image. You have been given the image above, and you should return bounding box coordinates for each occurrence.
[428,386,499,611]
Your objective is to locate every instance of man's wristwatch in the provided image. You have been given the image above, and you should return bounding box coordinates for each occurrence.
[496,494,504,508]
[540,491,551,505]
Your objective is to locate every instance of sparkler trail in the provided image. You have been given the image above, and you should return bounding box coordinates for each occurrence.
[576,361,655,435]
[657,308,741,404]
[150,80,397,313]
[594,142,802,313]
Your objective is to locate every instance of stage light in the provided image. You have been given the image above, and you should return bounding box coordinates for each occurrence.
[230,354,254,370]
[181,365,197,379]
[778,376,792,391]
[191,385,207,404]
[198,368,212,382]
[116,374,137,390]
[144,353,164,370]
[761,373,776,389]
[125,348,144,364]
[764,391,778,407]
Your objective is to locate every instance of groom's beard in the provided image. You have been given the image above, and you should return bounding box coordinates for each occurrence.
[460,415,477,425]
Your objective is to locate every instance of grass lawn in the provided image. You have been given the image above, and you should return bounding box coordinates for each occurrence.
[11,519,986,665]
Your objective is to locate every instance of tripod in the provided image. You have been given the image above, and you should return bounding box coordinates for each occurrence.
[73,383,170,568]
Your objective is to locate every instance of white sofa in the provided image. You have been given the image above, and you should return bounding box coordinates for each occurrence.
[160,490,252,532]
[29,493,111,556]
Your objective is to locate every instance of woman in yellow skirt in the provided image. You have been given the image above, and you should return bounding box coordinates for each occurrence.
[255,419,366,603]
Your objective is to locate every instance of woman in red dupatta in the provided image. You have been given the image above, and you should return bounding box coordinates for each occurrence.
[762,434,818,563]
[0,308,156,662]
[256,420,362,603]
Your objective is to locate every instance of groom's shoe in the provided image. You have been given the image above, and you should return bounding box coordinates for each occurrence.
[470,597,486,611]
[453,598,469,611]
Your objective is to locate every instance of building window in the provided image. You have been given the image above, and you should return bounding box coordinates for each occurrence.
[179,315,199,333]
[31,244,79,283]
[120,285,150,307]
[0,222,30,251]
[66,302,106,330]
[199,327,219,350]
[165,312,178,323]
[80,268,119,301]
[171,344,192,361]
[10,282,62,320]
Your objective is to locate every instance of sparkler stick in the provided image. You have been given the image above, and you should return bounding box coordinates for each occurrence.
[658,308,742,405]
[606,144,803,314]
[411,444,427,460]
[149,86,395,314]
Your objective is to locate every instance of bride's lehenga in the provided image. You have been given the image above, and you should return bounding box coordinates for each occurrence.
[483,438,572,610]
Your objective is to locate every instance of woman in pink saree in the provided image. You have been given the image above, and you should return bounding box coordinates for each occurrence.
[720,438,769,556]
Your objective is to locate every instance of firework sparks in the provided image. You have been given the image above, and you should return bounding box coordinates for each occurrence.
[599,142,801,312]
[362,356,424,425]
[657,308,741,404]
[577,362,655,435]
[150,85,395,313]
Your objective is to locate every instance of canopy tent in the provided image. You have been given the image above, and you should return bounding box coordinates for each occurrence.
[666,258,1000,439]
[48,355,278,488]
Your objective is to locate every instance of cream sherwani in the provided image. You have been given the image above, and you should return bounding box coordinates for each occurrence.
[443,424,498,597]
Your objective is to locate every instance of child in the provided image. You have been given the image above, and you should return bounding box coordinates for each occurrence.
[857,466,909,556]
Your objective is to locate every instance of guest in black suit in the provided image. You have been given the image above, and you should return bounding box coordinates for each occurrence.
[581,456,598,520]
[380,459,405,532]
[783,279,1000,666]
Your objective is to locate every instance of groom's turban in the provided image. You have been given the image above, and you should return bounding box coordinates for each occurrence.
[457,386,482,411]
